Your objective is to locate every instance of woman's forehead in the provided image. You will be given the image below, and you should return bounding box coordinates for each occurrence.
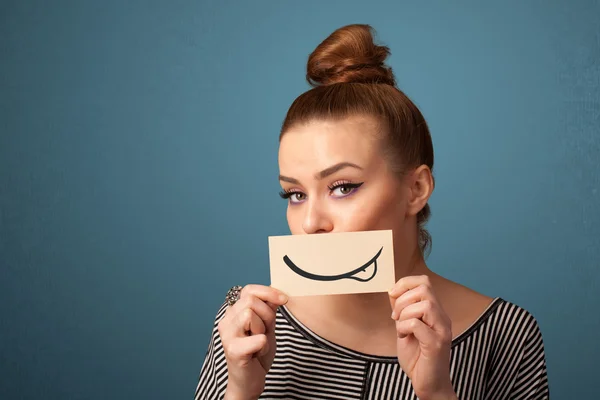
[278,118,383,176]
[280,118,379,154]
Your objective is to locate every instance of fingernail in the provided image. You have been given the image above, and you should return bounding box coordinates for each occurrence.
[389,287,396,296]
[279,294,288,303]
[391,311,397,319]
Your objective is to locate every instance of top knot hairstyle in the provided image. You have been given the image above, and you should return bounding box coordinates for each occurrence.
[280,24,435,256]
[306,24,395,87]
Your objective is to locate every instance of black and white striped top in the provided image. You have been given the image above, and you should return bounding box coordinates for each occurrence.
[195,297,549,399]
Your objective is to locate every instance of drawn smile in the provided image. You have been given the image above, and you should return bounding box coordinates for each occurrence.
[282,247,383,282]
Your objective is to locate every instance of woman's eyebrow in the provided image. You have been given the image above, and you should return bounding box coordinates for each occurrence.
[316,162,363,179]
[279,162,363,184]
[279,175,299,184]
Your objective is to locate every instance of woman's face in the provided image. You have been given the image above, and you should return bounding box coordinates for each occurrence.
[278,116,419,242]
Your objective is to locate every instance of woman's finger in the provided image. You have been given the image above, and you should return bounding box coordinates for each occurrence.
[234,294,278,331]
[240,284,288,310]
[395,317,437,343]
[224,334,269,366]
[395,300,447,333]
[389,275,432,299]
[389,283,430,319]
[220,294,279,344]
[396,317,452,353]
[235,308,266,337]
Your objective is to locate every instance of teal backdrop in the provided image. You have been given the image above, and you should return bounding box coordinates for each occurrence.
[1,1,599,399]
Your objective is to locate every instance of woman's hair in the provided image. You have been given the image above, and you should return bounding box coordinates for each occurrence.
[279,24,435,256]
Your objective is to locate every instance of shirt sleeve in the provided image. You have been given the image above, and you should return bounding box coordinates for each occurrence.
[194,301,230,400]
[486,306,550,400]
[507,316,550,399]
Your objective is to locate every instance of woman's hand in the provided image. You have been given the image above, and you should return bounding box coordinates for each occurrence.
[218,284,288,400]
[389,275,457,400]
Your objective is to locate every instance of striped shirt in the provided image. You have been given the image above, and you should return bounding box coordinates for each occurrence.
[195,297,549,399]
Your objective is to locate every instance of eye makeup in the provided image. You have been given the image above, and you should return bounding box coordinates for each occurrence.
[279,180,364,204]
[279,189,306,204]
[328,180,363,192]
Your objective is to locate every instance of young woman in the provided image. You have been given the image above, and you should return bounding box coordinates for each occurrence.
[195,24,549,400]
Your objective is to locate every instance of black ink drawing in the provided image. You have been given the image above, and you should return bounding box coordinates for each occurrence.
[282,247,383,282]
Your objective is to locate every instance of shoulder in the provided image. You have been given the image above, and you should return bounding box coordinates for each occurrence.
[457,294,547,366]
[202,300,231,346]
[211,300,230,326]
[482,299,550,397]
[194,300,231,400]
[487,297,546,344]
[436,276,545,347]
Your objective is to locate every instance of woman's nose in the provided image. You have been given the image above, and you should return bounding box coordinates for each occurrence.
[302,200,333,234]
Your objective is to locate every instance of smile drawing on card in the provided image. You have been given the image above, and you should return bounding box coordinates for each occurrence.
[282,246,383,282]
[268,230,395,297]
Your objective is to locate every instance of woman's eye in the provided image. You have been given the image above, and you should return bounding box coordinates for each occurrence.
[332,185,354,196]
[329,182,363,197]
[289,192,306,203]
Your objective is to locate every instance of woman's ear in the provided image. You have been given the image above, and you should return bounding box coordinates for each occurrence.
[406,165,434,217]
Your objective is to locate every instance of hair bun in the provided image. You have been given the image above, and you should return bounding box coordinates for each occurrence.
[306,24,396,87]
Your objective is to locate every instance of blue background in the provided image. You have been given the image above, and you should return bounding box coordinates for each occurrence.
[1,1,599,398]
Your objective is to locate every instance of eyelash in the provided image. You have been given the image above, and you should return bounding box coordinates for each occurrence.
[328,180,363,192]
[278,181,364,200]
[278,189,299,200]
